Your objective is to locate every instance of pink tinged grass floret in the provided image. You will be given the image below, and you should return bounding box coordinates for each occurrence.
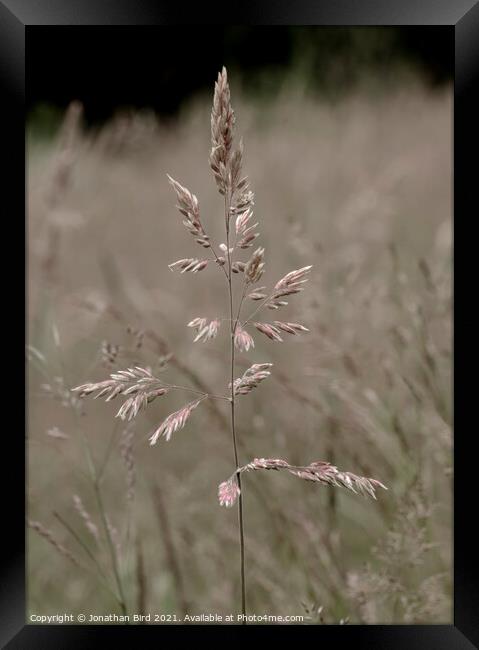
[149,398,203,445]
[234,325,255,352]
[218,457,387,507]
[218,479,241,508]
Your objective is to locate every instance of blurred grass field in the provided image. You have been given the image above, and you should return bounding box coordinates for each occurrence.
[27,78,452,624]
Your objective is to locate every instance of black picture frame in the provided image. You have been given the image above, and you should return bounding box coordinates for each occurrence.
[2,0,477,646]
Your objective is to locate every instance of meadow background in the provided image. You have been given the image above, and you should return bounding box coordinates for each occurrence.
[27,27,452,624]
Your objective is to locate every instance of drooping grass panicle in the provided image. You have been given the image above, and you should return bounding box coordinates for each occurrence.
[72,366,156,399]
[218,458,388,507]
[149,397,205,444]
[116,388,169,422]
[72,366,170,422]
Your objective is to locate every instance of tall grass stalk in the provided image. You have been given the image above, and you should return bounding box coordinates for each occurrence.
[72,67,388,618]
[225,190,247,617]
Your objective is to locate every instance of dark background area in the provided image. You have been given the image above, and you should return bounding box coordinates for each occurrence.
[27,26,453,125]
